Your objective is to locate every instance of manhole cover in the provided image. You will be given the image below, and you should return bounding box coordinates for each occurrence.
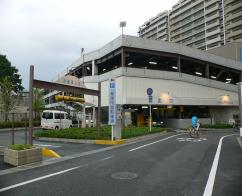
[111,172,138,180]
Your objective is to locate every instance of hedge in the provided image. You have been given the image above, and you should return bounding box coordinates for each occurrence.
[34,126,166,140]
[8,144,33,151]
[200,123,233,129]
[0,121,40,129]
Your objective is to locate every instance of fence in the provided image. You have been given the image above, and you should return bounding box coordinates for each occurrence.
[0,113,30,146]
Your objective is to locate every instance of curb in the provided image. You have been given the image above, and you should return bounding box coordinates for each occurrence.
[0,127,41,132]
[35,131,169,145]
[42,148,61,158]
[36,137,96,144]
[95,139,126,145]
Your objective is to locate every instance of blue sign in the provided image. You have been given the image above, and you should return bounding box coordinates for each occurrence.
[240,50,242,62]
[148,95,153,103]
[108,80,116,125]
[147,88,153,96]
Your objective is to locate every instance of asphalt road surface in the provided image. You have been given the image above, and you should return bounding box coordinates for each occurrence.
[0,131,241,196]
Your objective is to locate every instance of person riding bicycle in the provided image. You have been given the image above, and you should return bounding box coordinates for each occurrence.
[191,115,199,131]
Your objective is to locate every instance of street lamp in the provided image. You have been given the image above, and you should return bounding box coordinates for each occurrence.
[119,21,126,35]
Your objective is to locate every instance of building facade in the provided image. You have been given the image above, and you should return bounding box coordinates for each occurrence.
[138,0,242,51]
[47,35,242,128]
[138,11,170,41]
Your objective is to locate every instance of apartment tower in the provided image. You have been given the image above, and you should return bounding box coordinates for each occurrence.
[138,0,242,50]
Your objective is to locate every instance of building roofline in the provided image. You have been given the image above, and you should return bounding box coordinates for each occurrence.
[69,35,242,71]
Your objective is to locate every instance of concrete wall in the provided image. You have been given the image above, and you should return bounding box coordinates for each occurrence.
[83,67,238,107]
[208,42,242,62]
[210,106,239,123]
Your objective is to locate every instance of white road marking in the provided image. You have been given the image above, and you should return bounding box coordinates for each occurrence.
[129,133,184,152]
[0,166,79,193]
[177,137,207,142]
[99,156,113,162]
[203,134,238,196]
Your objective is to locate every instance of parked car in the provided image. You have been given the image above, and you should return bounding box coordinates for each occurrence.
[41,110,73,130]
[152,121,164,127]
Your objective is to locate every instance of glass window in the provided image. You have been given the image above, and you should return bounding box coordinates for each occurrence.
[55,113,65,119]
[42,112,53,119]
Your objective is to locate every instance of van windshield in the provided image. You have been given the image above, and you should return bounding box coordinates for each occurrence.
[42,112,53,119]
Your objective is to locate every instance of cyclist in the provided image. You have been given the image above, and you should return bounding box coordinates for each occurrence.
[191,115,199,130]
[190,115,200,137]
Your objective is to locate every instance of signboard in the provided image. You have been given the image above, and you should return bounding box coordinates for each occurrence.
[148,95,153,103]
[147,88,153,96]
[108,80,116,125]
[240,50,242,62]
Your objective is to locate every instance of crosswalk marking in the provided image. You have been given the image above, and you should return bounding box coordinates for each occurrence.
[177,137,207,142]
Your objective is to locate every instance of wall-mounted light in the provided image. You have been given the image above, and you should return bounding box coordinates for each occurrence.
[195,72,202,76]
[142,106,148,109]
[172,66,178,70]
[149,61,157,65]
[102,68,106,71]
[219,95,232,104]
[226,78,231,81]
[210,75,216,79]
[160,92,171,104]
[128,62,133,66]
[86,67,90,70]
[153,107,158,110]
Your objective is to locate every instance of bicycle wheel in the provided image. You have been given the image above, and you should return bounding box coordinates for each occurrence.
[189,128,195,138]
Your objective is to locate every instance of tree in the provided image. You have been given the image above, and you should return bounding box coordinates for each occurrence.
[0,54,23,93]
[33,88,44,120]
[0,77,16,121]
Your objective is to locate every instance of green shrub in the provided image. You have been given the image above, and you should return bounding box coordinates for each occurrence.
[35,125,166,140]
[8,144,33,151]
[201,123,233,129]
[0,121,40,129]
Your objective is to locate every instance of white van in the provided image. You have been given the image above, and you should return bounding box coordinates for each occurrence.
[41,110,73,130]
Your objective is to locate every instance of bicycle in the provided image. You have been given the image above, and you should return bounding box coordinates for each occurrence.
[188,122,200,138]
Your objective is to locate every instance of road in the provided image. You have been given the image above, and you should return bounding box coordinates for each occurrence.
[0,131,241,196]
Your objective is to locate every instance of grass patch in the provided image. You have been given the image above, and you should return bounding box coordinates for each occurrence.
[201,123,233,129]
[34,126,167,140]
[8,144,33,151]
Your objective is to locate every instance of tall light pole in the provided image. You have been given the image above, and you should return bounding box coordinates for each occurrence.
[119,21,126,35]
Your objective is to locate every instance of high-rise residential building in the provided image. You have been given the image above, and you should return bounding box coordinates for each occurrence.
[225,0,242,43]
[170,0,225,50]
[138,11,170,41]
[138,0,242,51]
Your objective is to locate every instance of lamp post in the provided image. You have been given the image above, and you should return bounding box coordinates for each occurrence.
[119,21,126,35]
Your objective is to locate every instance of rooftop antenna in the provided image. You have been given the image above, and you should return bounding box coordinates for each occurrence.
[119,21,126,35]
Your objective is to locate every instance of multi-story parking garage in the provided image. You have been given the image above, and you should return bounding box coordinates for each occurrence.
[46,35,242,128]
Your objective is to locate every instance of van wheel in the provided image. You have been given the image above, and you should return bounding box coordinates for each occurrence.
[55,126,59,130]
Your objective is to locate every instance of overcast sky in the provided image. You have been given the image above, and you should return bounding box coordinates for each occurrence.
[0,0,178,89]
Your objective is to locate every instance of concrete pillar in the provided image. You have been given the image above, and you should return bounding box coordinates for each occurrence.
[177,55,181,72]
[82,103,86,128]
[92,60,98,76]
[82,66,87,77]
[205,63,209,79]
[238,83,242,137]
[121,48,125,67]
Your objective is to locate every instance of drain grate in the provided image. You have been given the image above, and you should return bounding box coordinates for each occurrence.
[111,172,138,180]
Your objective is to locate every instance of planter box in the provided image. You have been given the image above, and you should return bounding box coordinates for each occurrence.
[4,147,42,166]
